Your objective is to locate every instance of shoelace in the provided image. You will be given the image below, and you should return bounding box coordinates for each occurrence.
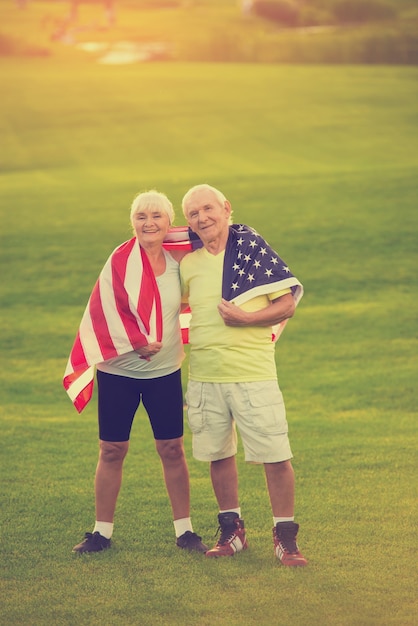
[85,532,106,545]
[278,531,298,554]
[215,524,237,545]
[184,532,202,546]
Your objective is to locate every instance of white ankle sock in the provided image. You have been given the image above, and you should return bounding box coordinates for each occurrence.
[93,521,114,539]
[273,516,294,525]
[173,517,193,538]
[219,508,241,518]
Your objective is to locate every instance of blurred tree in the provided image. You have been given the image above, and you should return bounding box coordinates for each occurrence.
[241,0,254,16]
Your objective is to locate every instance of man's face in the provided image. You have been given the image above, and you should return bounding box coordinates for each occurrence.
[185,189,231,246]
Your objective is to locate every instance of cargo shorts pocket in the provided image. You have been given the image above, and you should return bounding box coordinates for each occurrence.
[242,382,288,435]
[185,381,204,434]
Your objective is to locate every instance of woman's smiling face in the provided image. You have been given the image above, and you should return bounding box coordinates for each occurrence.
[132,206,171,247]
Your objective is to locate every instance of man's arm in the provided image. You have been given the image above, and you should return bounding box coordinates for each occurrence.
[217,293,295,327]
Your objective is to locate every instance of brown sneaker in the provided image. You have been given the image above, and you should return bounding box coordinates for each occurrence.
[273,521,307,566]
[205,512,248,558]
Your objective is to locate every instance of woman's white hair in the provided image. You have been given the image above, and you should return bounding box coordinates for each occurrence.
[130,190,175,225]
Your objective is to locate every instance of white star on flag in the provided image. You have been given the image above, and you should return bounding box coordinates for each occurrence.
[222,224,304,343]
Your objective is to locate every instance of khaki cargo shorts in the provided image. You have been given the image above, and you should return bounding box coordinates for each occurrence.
[185,380,293,463]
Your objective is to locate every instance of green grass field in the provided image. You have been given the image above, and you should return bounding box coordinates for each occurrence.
[1,5,418,624]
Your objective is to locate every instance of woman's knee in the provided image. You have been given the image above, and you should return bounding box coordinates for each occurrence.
[99,440,129,464]
[155,438,185,462]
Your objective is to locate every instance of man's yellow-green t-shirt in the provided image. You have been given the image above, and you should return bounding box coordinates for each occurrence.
[180,248,290,382]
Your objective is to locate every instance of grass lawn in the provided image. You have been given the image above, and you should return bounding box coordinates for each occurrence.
[0,8,417,624]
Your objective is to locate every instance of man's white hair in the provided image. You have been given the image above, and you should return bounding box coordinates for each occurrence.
[182,184,232,223]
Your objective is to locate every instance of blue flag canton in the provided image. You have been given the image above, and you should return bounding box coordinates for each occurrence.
[222,224,294,301]
[188,227,204,251]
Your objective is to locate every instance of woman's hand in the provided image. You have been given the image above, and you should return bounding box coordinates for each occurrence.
[136,342,163,361]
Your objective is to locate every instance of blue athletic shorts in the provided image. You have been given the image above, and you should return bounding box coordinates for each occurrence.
[97,369,184,442]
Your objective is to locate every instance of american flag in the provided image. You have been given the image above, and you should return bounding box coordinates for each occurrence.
[161,225,202,252]
[63,225,301,412]
[63,231,200,413]
[222,224,303,340]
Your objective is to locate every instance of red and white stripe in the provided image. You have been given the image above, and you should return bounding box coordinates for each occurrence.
[161,226,195,251]
[63,238,162,413]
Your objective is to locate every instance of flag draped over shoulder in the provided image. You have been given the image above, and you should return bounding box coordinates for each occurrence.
[63,225,301,412]
[63,238,160,412]
[161,225,203,252]
[223,224,304,341]
[63,228,200,413]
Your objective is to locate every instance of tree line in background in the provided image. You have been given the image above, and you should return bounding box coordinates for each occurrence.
[2,0,418,63]
[251,0,402,27]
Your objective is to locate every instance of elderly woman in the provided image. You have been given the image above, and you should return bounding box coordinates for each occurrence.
[67,190,207,554]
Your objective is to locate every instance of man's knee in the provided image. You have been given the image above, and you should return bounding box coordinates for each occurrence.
[264,458,294,475]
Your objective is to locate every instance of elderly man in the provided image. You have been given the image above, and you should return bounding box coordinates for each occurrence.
[180,184,307,566]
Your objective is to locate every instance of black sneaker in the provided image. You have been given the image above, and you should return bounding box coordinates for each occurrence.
[176,531,208,553]
[72,531,111,553]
